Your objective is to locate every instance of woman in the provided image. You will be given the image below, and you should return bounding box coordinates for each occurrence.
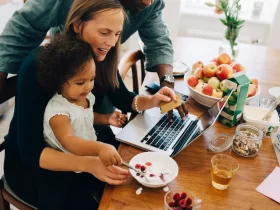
[4,0,178,209]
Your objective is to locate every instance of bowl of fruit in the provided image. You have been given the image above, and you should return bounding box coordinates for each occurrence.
[129,152,179,188]
[184,53,260,107]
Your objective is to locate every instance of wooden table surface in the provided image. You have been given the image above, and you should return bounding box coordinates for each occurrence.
[99,37,280,210]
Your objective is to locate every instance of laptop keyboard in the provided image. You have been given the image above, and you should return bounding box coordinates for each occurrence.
[140,112,191,151]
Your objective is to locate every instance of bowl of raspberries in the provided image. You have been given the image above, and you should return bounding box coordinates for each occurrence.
[129,152,179,188]
[164,189,202,210]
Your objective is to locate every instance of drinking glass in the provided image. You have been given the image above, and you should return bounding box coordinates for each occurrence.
[211,154,239,190]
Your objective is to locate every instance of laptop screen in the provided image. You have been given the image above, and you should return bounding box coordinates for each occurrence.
[171,89,233,157]
[197,89,234,132]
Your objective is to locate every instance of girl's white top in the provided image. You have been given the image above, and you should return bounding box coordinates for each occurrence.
[43,93,97,153]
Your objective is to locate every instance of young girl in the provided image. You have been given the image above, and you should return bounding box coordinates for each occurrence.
[38,34,127,167]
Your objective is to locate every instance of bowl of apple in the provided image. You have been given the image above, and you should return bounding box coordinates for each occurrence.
[184,53,260,107]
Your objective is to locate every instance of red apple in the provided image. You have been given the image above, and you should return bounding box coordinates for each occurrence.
[211,57,220,66]
[250,78,259,87]
[203,62,218,78]
[216,64,234,81]
[231,63,245,73]
[202,84,213,96]
[208,77,220,89]
[248,84,257,97]
[217,53,231,65]
[192,61,204,72]
[187,75,199,87]
[194,67,204,79]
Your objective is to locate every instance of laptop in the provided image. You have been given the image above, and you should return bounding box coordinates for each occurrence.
[116,89,233,157]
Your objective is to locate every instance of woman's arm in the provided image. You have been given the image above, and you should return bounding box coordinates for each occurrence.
[39,148,129,185]
[93,112,109,125]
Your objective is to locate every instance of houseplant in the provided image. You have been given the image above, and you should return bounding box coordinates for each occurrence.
[206,0,245,59]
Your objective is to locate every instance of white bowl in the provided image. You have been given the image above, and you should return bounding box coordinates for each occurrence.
[129,152,179,188]
[269,87,280,99]
[184,71,260,107]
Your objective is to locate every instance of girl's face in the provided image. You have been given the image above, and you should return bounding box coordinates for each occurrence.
[74,9,124,62]
[61,59,96,102]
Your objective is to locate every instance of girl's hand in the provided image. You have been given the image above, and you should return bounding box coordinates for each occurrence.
[84,156,129,185]
[152,86,177,107]
[108,111,127,127]
[99,143,122,167]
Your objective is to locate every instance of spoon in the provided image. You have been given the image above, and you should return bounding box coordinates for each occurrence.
[122,161,150,182]
[122,161,139,173]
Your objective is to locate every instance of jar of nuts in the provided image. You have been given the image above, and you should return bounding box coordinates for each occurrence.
[232,123,263,157]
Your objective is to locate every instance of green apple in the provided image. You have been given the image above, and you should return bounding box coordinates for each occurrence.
[208,77,220,89]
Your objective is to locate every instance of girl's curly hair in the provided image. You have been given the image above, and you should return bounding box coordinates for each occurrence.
[37,34,94,96]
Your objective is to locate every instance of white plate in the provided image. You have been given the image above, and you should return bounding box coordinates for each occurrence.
[173,61,189,75]
[129,152,179,188]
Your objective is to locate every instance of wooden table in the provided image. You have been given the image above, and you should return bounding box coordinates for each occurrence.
[99,37,280,210]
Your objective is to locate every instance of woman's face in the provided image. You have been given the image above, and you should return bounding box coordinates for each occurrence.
[74,9,124,62]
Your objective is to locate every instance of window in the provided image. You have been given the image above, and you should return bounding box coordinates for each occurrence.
[181,0,279,24]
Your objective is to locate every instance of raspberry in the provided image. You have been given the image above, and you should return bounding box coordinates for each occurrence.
[149,174,155,177]
[173,200,179,207]
[187,198,192,205]
[179,199,187,208]
[173,193,180,201]
[180,192,187,199]
[186,206,193,210]
[168,201,174,207]
[145,161,152,166]
[140,165,146,172]
[135,164,141,169]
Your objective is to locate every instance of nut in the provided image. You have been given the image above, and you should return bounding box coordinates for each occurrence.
[232,130,259,156]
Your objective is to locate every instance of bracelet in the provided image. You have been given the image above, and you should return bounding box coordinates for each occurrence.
[134,95,143,114]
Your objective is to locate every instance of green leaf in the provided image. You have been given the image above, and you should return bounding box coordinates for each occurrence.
[205,2,216,7]
[237,20,245,26]
[220,19,228,26]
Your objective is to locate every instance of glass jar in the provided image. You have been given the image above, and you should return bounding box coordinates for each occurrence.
[232,123,263,157]
[208,133,232,153]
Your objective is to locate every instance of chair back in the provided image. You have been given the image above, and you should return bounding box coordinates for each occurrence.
[118,50,145,94]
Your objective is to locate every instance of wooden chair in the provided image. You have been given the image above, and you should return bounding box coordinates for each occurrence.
[118,50,146,94]
[0,76,36,210]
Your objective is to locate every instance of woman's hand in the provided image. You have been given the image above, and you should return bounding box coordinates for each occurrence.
[153,86,188,120]
[152,86,177,106]
[84,156,130,185]
[108,111,127,127]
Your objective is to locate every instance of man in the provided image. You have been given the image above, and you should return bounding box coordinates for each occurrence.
[0,0,187,117]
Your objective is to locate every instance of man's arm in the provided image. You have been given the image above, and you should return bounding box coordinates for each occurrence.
[137,0,174,78]
[0,0,63,75]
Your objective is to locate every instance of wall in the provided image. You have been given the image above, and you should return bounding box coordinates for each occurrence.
[266,1,280,49]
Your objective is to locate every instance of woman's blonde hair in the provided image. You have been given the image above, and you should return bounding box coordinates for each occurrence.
[64,0,125,91]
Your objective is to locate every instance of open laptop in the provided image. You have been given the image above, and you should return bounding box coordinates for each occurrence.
[116,89,233,157]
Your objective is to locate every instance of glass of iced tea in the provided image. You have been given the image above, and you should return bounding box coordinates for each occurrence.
[211,154,239,190]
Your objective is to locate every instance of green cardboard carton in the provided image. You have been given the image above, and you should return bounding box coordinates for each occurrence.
[218,73,250,127]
